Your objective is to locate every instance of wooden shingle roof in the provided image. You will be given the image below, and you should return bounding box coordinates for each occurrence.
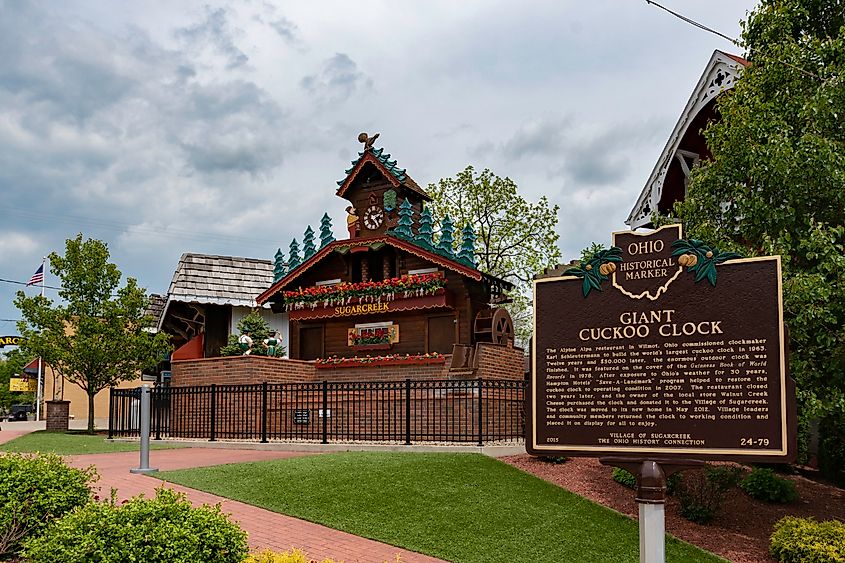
[163,253,273,309]
[145,293,166,324]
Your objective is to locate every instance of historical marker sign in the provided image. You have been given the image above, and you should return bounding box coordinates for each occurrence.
[528,225,796,462]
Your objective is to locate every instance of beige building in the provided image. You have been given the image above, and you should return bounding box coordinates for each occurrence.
[36,362,141,424]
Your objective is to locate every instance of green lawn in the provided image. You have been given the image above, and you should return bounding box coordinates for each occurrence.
[161,452,724,563]
[0,431,183,455]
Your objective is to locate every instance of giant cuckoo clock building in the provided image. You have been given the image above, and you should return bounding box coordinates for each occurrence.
[256,134,516,363]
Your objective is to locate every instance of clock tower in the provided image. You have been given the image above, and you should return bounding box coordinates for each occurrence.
[336,133,430,239]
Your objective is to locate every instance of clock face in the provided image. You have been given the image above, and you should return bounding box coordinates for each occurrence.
[363,205,384,230]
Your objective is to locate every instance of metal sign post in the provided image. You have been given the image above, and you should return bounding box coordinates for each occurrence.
[130,385,158,474]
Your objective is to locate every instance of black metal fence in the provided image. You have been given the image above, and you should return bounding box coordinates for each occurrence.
[109,378,526,445]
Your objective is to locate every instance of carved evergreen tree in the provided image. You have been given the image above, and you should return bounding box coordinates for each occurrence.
[458,223,476,266]
[437,215,455,256]
[273,248,286,282]
[393,198,414,239]
[287,238,301,270]
[303,226,316,259]
[416,207,434,249]
[319,213,335,247]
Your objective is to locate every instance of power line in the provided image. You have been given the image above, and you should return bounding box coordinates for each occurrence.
[645,0,740,45]
[0,277,61,290]
[644,0,822,81]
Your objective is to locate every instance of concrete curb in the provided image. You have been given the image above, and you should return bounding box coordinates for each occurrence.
[107,438,526,457]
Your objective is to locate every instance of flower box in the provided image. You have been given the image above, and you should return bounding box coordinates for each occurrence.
[288,290,452,321]
[314,353,445,369]
[283,272,446,310]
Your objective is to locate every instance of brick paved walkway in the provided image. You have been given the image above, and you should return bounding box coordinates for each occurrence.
[0,428,33,444]
[65,448,445,563]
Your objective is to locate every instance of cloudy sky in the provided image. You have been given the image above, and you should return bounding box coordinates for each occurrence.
[0,0,756,327]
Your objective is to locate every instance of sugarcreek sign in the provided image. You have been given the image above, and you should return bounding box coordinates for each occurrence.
[0,336,22,348]
[528,225,796,462]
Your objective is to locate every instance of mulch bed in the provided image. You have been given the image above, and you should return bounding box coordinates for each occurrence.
[501,455,845,563]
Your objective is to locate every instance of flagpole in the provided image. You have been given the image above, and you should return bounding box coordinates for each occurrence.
[36,256,45,423]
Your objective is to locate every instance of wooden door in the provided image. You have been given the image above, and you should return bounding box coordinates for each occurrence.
[427,315,456,354]
[299,326,324,360]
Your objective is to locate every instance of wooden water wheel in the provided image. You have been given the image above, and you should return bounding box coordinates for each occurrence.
[473,307,514,346]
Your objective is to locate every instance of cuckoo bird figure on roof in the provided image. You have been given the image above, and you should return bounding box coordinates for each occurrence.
[358,132,379,150]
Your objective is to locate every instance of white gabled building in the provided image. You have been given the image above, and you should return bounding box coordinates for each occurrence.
[626,50,749,230]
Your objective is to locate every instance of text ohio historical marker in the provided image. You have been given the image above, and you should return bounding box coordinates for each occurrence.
[528,225,796,462]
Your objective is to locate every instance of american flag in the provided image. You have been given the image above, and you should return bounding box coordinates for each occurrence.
[27,264,44,286]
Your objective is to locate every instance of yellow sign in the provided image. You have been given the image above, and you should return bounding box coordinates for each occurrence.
[333,302,389,316]
[9,378,37,393]
[0,336,22,348]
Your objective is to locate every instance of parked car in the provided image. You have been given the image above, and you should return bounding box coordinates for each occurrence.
[4,404,34,422]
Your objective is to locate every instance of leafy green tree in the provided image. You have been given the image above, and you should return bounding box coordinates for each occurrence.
[428,166,561,344]
[675,0,845,479]
[14,235,171,433]
[220,311,286,357]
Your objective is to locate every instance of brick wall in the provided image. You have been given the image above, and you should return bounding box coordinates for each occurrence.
[473,343,526,381]
[46,400,70,432]
[163,344,525,443]
[158,380,524,443]
[171,342,524,387]
[172,356,316,386]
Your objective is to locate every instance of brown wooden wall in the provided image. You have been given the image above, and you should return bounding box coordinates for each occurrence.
[285,250,491,360]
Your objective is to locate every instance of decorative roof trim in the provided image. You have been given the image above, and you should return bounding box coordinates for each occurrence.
[256,235,503,305]
[336,147,431,201]
[626,50,749,229]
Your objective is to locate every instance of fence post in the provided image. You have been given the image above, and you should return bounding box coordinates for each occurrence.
[154,386,162,441]
[107,388,114,439]
[261,382,268,443]
[322,380,329,444]
[405,378,412,445]
[477,377,484,447]
[209,384,217,442]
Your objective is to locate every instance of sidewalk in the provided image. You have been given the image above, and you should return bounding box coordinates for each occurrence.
[65,448,445,563]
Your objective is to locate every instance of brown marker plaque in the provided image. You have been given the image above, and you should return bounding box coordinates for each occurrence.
[528,225,796,462]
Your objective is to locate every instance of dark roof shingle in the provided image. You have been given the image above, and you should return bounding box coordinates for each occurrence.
[164,253,273,308]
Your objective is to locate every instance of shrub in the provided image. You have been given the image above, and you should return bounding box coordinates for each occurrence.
[539,456,568,464]
[612,467,637,489]
[665,472,682,496]
[675,464,744,524]
[740,467,798,503]
[0,452,95,556]
[704,464,746,491]
[612,468,683,494]
[23,487,248,563]
[770,516,845,562]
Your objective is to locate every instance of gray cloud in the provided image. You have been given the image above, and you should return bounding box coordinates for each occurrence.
[301,53,373,104]
[500,116,573,160]
[0,0,757,325]
[176,6,249,70]
[269,17,298,43]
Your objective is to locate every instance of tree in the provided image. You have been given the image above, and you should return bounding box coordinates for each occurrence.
[428,166,561,344]
[675,0,845,480]
[14,235,171,433]
[219,311,286,357]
